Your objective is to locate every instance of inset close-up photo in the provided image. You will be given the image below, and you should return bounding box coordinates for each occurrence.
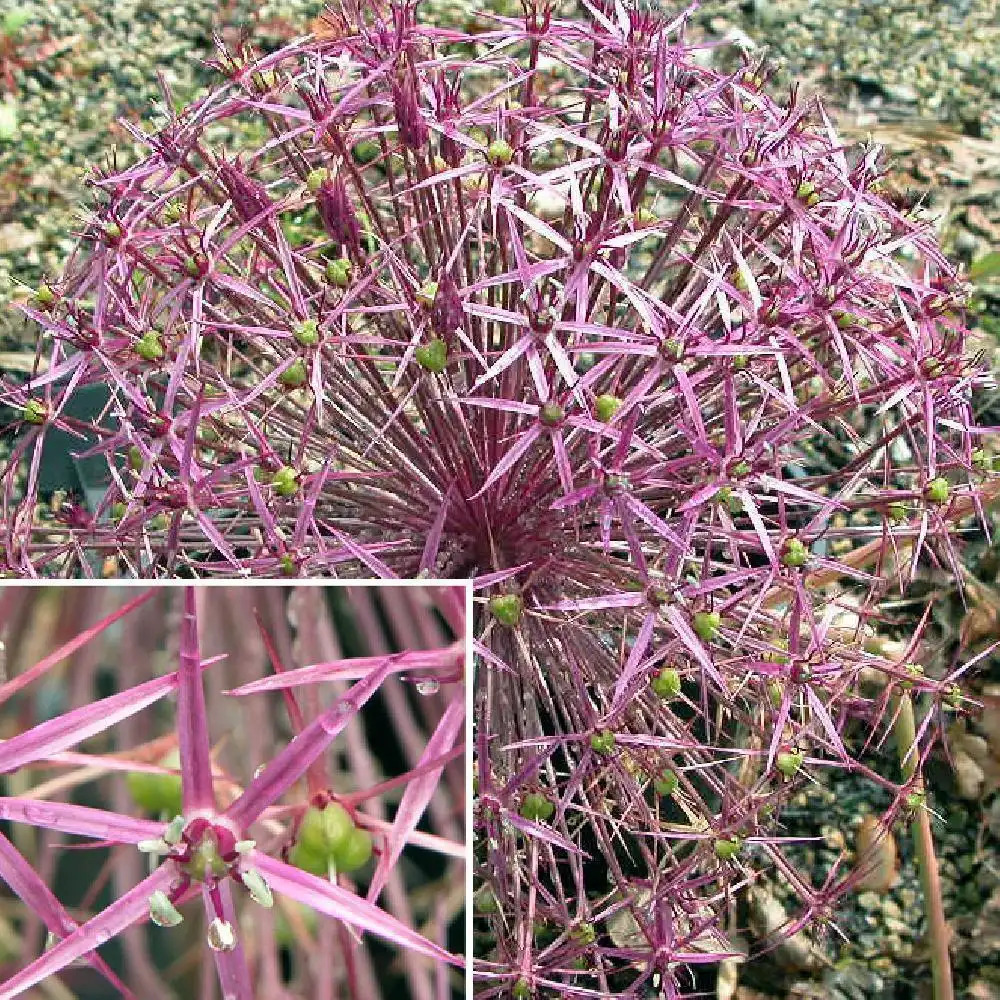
[0,584,467,999]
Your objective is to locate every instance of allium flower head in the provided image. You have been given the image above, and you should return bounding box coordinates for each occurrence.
[0,0,993,990]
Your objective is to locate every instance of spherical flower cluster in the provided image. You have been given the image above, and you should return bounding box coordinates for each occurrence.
[0,0,993,994]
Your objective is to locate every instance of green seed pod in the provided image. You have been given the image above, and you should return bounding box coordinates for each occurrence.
[22,399,47,425]
[163,201,183,224]
[104,222,122,242]
[594,394,622,422]
[149,513,171,532]
[775,749,804,778]
[486,139,514,166]
[127,445,144,471]
[306,168,330,193]
[416,281,439,308]
[473,885,500,914]
[111,502,128,522]
[768,680,784,708]
[288,840,329,877]
[127,749,183,818]
[972,448,990,472]
[519,791,555,823]
[713,836,741,861]
[887,501,908,523]
[733,354,749,371]
[589,729,616,755]
[511,978,532,1000]
[571,922,596,945]
[279,554,297,576]
[692,611,721,642]
[34,282,56,308]
[905,789,925,811]
[781,538,808,568]
[539,402,564,426]
[730,459,751,479]
[415,338,448,373]
[332,826,373,873]
[651,667,682,699]
[924,477,950,505]
[325,257,352,287]
[298,803,354,857]
[271,466,299,498]
[279,358,309,389]
[352,139,380,164]
[489,594,523,627]
[635,207,658,227]
[135,332,165,362]
[294,319,320,347]
[653,768,678,797]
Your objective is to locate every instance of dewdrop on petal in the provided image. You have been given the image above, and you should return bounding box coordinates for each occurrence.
[207,917,237,952]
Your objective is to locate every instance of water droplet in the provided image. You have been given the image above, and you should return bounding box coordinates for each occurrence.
[319,701,353,734]
[415,678,440,696]
[207,917,236,952]
[253,764,266,779]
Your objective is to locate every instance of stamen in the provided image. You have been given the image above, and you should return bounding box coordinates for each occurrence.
[148,890,184,928]
[241,867,273,908]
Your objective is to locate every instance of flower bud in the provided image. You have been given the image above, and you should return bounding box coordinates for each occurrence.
[653,768,678,797]
[306,167,330,193]
[316,176,361,248]
[713,836,741,860]
[781,538,809,568]
[325,257,352,287]
[391,72,428,150]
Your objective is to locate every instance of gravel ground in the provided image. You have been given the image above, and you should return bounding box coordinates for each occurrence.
[0,2,998,997]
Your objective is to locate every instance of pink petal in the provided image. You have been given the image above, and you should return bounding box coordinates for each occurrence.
[0,798,162,843]
[0,589,157,706]
[178,588,215,813]
[0,671,191,776]
[251,853,459,966]
[367,691,465,902]
[0,866,173,998]
[224,660,396,830]
[0,832,134,997]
